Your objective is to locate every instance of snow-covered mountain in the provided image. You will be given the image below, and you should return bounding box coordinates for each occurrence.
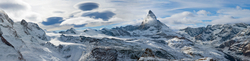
[0,10,63,61]
[89,10,179,38]
[1,10,248,61]
[181,23,249,45]
[217,27,250,60]
[181,23,250,60]
[52,10,232,61]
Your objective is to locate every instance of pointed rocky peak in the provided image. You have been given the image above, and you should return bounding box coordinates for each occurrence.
[142,10,158,25]
[21,19,28,26]
[67,28,76,32]
[140,10,169,29]
[147,10,157,20]
[59,28,77,34]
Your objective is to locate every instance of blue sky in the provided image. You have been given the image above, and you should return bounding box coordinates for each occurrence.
[1,0,250,31]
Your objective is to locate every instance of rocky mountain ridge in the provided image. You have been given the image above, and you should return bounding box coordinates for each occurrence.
[0,10,249,61]
[181,22,250,60]
[55,10,233,61]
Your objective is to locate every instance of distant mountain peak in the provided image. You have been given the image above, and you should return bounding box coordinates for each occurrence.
[140,10,170,30]
[141,10,158,26]
[147,10,157,20]
[59,28,77,34]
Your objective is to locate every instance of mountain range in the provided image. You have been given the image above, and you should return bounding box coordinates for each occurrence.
[0,10,249,61]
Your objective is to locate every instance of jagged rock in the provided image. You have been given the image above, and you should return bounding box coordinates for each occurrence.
[96,10,178,37]
[180,27,206,37]
[21,19,28,26]
[0,10,59,61]
[243,43,250,57]
[0,35,14,48]
[0,10,13,26]
[91,48,118,61]
[182,23,249,44]
[140,10,169,30]
[7,18,14,25]
[59,28,77,34]
[141,48,155,57]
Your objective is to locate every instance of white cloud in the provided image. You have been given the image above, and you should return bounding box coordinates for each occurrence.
[0,0,30,11]
[60,17,103,25]
[197,10,211,16]
[0,0,45,23]
[212,6,250,24]
[60,17,123,27]
[159,11,200,24]
[217,6,250,18]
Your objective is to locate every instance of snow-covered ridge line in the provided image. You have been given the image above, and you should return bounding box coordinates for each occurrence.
[1,10,248,61]
[0,10,59,61]
[53,10,231,61]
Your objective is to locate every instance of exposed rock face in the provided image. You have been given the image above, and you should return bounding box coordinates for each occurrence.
[243,43,250,57]
[140,10,163,29]
[182,23,250,60]
[0,10,57,61]
[180,27,206,37]
[0,10,14,26]
[21,19,28,26]
[141,48,155,57]
[182,23,249,44]
[1,35,14,48]
[139,10,171,31]
[100,28,131,36]
[217,27,250,59]
[0,10,13,27]
[218,37,250,57]
[91,48,118,61]
[59,28,77,34]
[88,10,179,37]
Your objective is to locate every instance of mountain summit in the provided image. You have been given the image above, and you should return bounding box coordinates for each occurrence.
[141,10,158,27]
[146,10,157,20]
[140,10,169,30]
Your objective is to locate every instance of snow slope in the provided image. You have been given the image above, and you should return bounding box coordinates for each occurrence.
[181,22,250,60]
[0,10,65,61]
[0,10,243,61]
[50,10,230,61]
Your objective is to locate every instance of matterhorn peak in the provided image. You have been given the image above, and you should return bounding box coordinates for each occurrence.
[142,10,158,25]
[140,10,168,29]
[147,10,157,20]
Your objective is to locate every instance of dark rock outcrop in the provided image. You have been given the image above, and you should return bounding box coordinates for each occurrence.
[21,19,28,26]
[141,48,155,57]
[91,48,118,61]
